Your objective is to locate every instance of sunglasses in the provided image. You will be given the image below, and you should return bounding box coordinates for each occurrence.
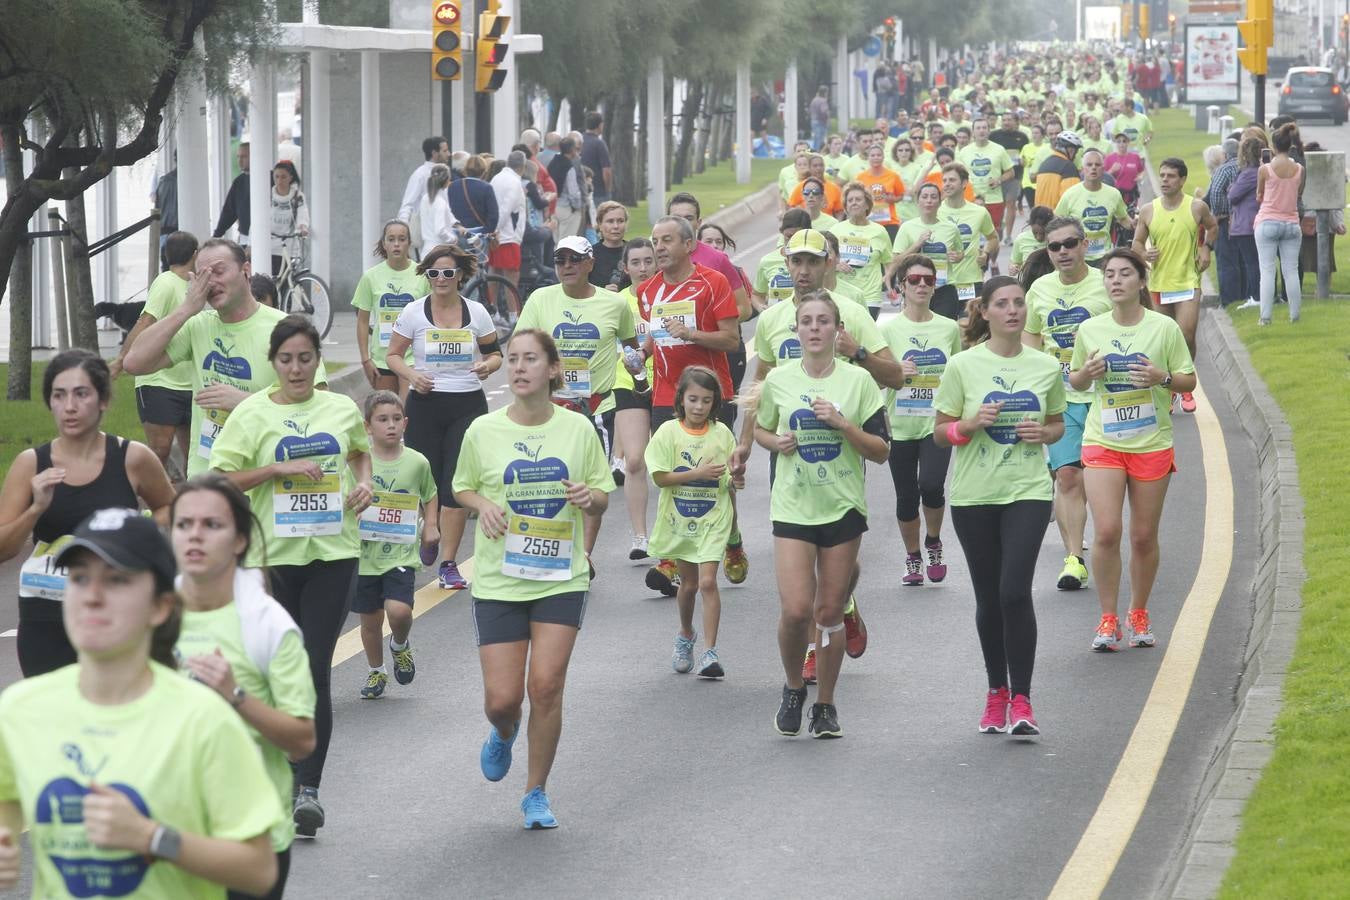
[554,254,589,265]
[801,188,823,197]
[424,267,458,279]
[904,273,937,286]
[1047,237,1082,252]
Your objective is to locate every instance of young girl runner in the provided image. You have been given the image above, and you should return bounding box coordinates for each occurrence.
[354,391,441,697]
[453,329,615,830]
[353,219,431,400]
[881,255,962,587]
[172,475,316,898]
[646,367,741,679]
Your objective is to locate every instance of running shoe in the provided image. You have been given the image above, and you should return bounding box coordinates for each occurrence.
[419,540,439,568]
[724,542,749,584]
[808,702,843,739]
[1170,392,1178,414]
[629,535,649,561]
[1008,694,1040,736]
[645,559,679,597]
[1057,555,1088,591]
[696,647,725,679]
[439,560,468,591]
[801,648,817,684]
[389,639,415,685]
[611,459,626,486]
[293,787,324,838]
[1092,613,1122,652]
[481,723,518,782]
[1128,608,1156,648]
[844,598,868,659]
[588,553,596,581]
[521,786,558,829]
[925,538,948,583]
[672,631,697,674]
[360,669,388,699]
[979,686,1010,734]
[902,552,924,587]
[775,684,809,736]
[1180,392,1197,414]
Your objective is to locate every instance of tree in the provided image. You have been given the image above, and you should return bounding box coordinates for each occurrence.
[0,0,275,399]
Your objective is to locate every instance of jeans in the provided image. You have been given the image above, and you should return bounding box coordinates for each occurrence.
[1215,219,1244,305]
[1256,219,1302,321]
[1229,232,1259,302]
[811,121,828,150]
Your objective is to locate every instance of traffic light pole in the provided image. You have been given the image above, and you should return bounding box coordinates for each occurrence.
[1254,73,1265,126]
[474,0,492,153]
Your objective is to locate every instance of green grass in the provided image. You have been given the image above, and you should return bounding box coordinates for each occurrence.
[1150,108,1350,295]
[1216,301,1350,896]
[627,157,782,228]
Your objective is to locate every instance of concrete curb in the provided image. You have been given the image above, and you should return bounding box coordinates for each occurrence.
[326,363,373,407]
[1159,310,1306,899]
[703,183,780,235]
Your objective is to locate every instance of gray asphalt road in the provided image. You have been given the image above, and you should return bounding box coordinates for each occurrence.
[0,200,1260,899]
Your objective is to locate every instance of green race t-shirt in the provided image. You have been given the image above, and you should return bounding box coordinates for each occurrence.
[879,313,963,440]
[1071,308,1195,453]
[956,142,1014,203]
[778,164,801,200]
[516,284,636,413]
[1011,228,1046,269]
[176,594,315,852]
[1106,112,1151,150]
[360,446,439,576]
[821,154,850,183]
[753,249,795,307]
[941,201,997,287]
[1025,270,1113,403]
[839,155,869,183]
[1021,141,1045,188]
[893,218,964,288]
[1054,183,1128,261]
[166,304,328,477]
[644,419,737,562]
[934,342,1066,505]
[757,360,886,525]
[350,261,430,369]
[136,271,195,392]
[0,663,281,900]
[811,212,839,233]
[452,405,615,602]
[893,160,926,222]
[829,219,893,306]
[612,288,654,392]
[753,291,887,366]
[209,387,370,568]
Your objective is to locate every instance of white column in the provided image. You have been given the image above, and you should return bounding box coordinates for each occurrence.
[491,0,517,155]
[451,77,467,151]
[646,57,667,227]
[1075,0,1083,43]
[309,49,331,281]
[836,35,850,131]
[210,95,231,221]
[784,59,799,147]
[175,65,211,240]
[248,61,275,273]
[361,51,382,259]
[735,60,751,184]
[94,175,118,304]
[23,128,53,347]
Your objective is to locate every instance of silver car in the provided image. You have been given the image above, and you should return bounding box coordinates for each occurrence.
[1278,67,1347,125]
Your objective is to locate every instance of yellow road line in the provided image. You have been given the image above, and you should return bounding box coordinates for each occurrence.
[1047,382,1235,899]
[330,558,475,667]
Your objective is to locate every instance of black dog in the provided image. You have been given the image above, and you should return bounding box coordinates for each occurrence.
[93,301,146,344]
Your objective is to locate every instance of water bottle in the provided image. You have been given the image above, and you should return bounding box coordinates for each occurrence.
[624,347,650,394]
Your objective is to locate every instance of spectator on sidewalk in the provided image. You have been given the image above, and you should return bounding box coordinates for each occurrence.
[539,131,562,168]
[419,164,459,252]
[398,136,451,256]
[213,142,251,245]
[810,86,831,150]
[1253,123,1305,324]
[1226,135,1265,308]
[581,112,613,206]
[1203,139,1244,306]
[449,152,500,236]
[489,150,528,319]
[548,136,585,239]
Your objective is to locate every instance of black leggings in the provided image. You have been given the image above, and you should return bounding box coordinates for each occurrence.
[404,389,489,507]
[16,599,76,677]
[228,848,291,900]
[951,500,1051,698]
[887,436,951,524]
[268,558,357,790]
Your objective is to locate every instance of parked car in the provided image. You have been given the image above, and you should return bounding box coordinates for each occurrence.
[1278,67,1347,125]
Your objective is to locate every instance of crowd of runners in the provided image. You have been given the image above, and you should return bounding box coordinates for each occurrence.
[0,41,1219,899]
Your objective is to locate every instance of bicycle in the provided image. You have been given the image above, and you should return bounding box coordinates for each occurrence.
[452,228,523,324]
[273,232,334,339]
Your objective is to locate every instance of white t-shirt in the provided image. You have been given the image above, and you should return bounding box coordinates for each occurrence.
[418,192,458,251]
[392,296,496,394]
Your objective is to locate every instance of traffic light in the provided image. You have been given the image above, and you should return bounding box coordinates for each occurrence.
[1121,3,1133,38]
[1236,0,1273,76]
[1138,3,1150,36]
[1342,12,1349,42]
[431,1,462,81]
[475,10,510,92]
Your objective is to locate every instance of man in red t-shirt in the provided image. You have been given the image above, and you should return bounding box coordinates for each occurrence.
[637,215,748,595]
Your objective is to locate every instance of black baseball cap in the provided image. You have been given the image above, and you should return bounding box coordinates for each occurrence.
[55,508,177,588]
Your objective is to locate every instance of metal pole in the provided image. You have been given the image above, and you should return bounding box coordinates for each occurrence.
[735,60,751,184]
[47,210,70,351]
[1254,73,1265,126]
[1076,0,1083,43]
[309,48,331,283]
[360,51,382,259]
[248,61,275,275]
[784,59,799,147]
[474,0,491,154]
[646,57,667,226]
[1316,210,1332,299]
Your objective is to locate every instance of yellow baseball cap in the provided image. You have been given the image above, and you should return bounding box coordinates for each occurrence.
[784,229,828,258]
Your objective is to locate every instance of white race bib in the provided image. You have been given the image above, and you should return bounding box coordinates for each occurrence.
[424,328,474,369]
[19,538,71,601]
[1159,289,1195,305]
[956,283,977,302]
[198,410,228,461]
[1087,237,1108,257]
[1101,388,1159,440]
[1052,345,1074,386]
[557,357,592,398]
[894,374,940,417]
[274,474,343,537]
[502,515,574,581]
[840,241,872,266]
[377,309,399,348]
[650,300,697,347]
[358,491,419,544]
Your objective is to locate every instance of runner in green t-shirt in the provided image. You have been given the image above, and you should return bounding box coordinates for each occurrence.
[830,185,894,318]
[452,328,615,831]
[646,367,739,680]
[353,220,430,396]
[933,276,1066,737]
[754,292,889,739]
[1053,151,1132,265]
[887,182,966,319]
[171,476,317,874]
[956,119,1015,232]
[940,163,1000,311]
[351,391,441,698]
[1010,206,1053,277]
[778,144,812,211]
[1069,248,1196,654]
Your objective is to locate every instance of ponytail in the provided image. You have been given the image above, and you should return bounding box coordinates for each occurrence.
[961,275,1022,346]
[149,591,182,670]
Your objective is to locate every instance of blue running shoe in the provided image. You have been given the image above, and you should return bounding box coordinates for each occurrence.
[480,722,518,782]
[439,560,468,591]
[521,786,558,829]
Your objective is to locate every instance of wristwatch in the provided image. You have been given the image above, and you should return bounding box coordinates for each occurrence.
[230,686,247,708]
[148,824,182,862]
[852,347,869,363]
[1161,374,1173,388]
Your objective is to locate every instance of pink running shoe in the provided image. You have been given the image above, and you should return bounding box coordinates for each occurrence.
[1009,694,1040,736]
[925,539,948,583]
[902,553,923,586]
[979,686,1010,734]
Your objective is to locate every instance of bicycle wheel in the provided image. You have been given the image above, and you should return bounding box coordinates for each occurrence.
[464,274,523,318]
[287,273,334,340]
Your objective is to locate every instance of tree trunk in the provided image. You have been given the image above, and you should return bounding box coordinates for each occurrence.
[609,84,638,206]
[692,86,710,175]
[706,86,723,169]
[2,121,33,399]
[671,79,703,185]
[61,169,99,352]
[719,92,735,163]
